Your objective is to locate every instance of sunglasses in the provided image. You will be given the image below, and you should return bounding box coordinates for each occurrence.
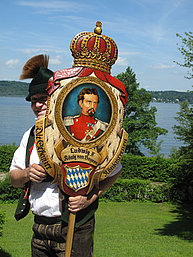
[31,96,48,103]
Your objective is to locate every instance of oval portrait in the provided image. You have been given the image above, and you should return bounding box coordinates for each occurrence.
[55,77,118,148]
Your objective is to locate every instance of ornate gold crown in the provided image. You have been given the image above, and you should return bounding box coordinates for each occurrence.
[70,21,118,74]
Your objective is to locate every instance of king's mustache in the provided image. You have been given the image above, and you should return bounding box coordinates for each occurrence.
[87,108,95,117]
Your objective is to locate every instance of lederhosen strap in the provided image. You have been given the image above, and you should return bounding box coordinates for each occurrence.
[15,126,35,221]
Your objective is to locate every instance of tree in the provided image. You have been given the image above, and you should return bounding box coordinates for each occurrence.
[171,32,193,201]
[172,101,193,201]
[117,66,167,155]
[175,32,193,80]
[173,101,193,152]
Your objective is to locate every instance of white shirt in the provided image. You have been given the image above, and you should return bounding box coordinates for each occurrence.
[10,127,122,217]
[10,127,60,217]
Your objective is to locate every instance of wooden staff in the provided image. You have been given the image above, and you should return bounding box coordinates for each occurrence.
[65,212,76,257]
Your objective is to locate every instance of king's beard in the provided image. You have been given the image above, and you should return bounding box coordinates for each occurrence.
[87,108,95,117]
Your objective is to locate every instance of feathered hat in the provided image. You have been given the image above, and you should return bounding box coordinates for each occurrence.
[20,54,54,101]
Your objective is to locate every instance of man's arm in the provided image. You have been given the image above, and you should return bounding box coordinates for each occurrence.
[10,164,47,188]
[68,169,122,212]
[9,127,47,188]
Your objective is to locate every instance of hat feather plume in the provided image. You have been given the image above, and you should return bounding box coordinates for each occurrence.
[20,54,49,80]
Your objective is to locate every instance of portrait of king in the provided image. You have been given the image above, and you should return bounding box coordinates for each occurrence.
[62,85,111,142]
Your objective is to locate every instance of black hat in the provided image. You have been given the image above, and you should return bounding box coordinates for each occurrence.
[20,54,53,101]
[25,67,53,101]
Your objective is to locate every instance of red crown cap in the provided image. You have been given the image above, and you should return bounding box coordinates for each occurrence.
[70,21,118,74]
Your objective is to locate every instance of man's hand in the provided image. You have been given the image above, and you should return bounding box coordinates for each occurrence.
[27,164,47,183]
[68,195,90,212]
[67,168,122,213]
[10,164,47,188]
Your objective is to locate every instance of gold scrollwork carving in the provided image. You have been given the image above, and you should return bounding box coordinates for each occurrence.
[35,117,55,177]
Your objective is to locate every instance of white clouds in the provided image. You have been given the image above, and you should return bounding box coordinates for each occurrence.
[18,47,64,55]
[151,64,176,70]
[116,57,129,67]
[49,55,62,65]
[116,50,141,67]
[6,59,19,67]
[20,48,48,55]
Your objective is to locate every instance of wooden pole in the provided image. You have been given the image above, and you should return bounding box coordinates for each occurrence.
[65,212,76,257]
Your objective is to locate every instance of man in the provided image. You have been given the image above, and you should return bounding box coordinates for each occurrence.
[10,55,122,257]
[64,88,108,142]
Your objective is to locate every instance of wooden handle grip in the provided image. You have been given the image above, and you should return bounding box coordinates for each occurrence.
[65,212,76,257]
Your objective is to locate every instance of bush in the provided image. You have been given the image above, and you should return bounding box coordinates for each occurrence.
[101,178,171,202]
[0,144,18,173]
[169,156,193,202]
[121,154,176,182]
[0,144,22,203]
[0,175,22,203]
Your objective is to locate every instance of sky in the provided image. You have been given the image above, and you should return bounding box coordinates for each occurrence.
[0,0,192,91]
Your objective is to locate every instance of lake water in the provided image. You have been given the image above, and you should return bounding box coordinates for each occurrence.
[0,97,183,156]
[0,97,35,145]
[145,102,183,156]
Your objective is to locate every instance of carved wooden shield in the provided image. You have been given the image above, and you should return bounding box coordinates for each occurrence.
[35,22,128,197]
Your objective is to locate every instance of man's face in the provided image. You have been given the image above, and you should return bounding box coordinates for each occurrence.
[79,94,98,117]
[31,93,48,120]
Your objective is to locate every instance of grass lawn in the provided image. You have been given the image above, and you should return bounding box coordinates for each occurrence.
[1,201,193,256]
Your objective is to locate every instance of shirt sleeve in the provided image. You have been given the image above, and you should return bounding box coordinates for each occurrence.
[108,162,122,177]
[9,128,31,172]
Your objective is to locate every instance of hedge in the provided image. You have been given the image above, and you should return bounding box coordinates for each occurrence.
[0,144,18,173]
[101,178,171,202]
[0,144,175,181]
[0,144,185,203]
[0,176,171,203]
[121,154,176,182]
[0,176,22,203]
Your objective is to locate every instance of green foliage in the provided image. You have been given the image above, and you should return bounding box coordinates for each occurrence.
[171,100,193,202]
[101,178,170,202]
[173,101,193,165]
[167,31,193,203]
[0,144,22,203]
[0,144,18,173]
[0,143,178,203]
[117,66,167,155]
[150,90,193,103]
[0,81,29,96]
[0,143,186,203]
[0,176,22,203]
[0,210,5,236]
[101,154,177,203]
[173,101,193,148]
[175,32,193,80]
[170,157,193,202]
[121,154,176,182]
[0,212,4,226]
